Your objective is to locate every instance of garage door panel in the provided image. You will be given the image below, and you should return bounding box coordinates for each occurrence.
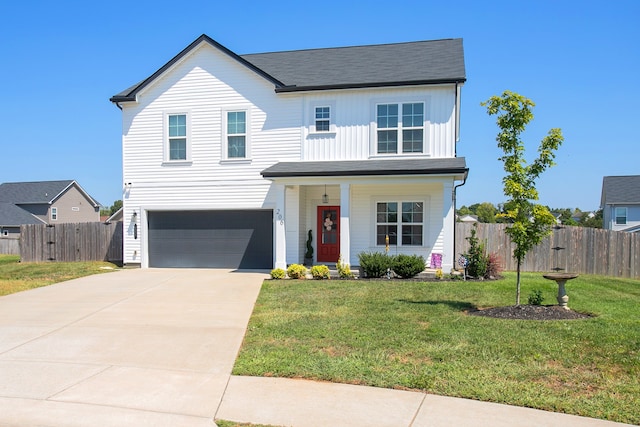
[148,211,272,269]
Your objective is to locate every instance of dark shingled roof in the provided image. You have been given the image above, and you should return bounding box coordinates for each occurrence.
[242,38,465,92]
[601,175,640,206]
[111,34,465,102]
[0,180,100,207]
[0,202,44,226]
[261,158,467,179]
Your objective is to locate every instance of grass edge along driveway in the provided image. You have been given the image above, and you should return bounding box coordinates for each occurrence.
[233,272,640,425]
[0,254,118,296]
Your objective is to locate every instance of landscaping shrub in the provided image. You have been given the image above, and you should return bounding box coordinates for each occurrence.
[270,268,286,279]
[464,224,489,278]
[310,265,330,280]
[527,289,545,305]
[485,252,503,279]
[337,255,355,279]
[391,254,426,278]
[357,252,392,278]
[287,264,307,279]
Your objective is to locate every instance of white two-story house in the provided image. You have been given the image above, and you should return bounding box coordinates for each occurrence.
[110,34,468,270]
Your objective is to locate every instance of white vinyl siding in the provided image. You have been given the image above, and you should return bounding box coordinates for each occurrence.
[302,86,457,161]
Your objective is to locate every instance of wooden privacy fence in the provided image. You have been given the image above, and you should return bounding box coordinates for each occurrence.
[20,222,123,264]
[455,223,640,279]
[0,237,20,255]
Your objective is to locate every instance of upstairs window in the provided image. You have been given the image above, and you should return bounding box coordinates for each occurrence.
[376,103,424,154]
[51,207,58,221]
[168,114,187,161]
[615,207,627,225]
[315,106,331,132]
[226,111,247,159]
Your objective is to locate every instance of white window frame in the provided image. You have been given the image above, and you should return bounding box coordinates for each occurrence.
[163,112,191,164]
[314,106,331,132]
[374,200,425,247]
[615,207,627,225]
[222,107,251,161]
[308,101,336,135]
[374,102,425,155]
[2,229,8,236]
[51,207,58,221]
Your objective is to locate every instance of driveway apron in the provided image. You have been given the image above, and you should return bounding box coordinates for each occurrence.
[0,268,267,427]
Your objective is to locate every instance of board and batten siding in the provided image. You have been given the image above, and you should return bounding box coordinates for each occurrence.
[120,43,301,264]
[301,85,457,161]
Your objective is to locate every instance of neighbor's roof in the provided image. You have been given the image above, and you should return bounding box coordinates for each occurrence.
[111,34,465,102]
[0,202,45,226]
[0,180,100,207]
[261,158,468,179]
[600,175,640,206]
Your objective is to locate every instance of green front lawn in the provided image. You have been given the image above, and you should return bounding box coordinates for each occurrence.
[233,272,640,425]
[0,254,118,296]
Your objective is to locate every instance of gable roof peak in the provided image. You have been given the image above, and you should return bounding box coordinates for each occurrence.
[111,34,466,102]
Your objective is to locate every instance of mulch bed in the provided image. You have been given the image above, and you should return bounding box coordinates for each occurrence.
[468,304,592,320]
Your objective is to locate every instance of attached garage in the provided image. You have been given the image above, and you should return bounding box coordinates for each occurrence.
[147,210,273,269]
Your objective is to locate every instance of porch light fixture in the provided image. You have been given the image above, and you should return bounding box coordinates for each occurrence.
[322,185,329,204]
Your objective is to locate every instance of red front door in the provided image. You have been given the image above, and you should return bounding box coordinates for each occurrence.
[317,206,340,263]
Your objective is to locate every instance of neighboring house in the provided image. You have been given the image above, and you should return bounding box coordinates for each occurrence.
[600,175,640,232]
[0,180,101,236]
[110,34,468,270]
[457,214,478,223]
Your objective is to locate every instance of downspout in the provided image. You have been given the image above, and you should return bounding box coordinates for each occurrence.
[453,80,466,264]
[453,171,468,266]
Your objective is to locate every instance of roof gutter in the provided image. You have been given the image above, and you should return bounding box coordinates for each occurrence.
[275,78,467,93]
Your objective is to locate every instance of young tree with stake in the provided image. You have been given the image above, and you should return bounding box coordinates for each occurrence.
[482,91,564,305]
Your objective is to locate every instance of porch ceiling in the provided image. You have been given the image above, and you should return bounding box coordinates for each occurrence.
[261,158,468,180]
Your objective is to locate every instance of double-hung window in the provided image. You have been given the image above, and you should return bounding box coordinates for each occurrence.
[376,201,423,246]
[226,110,247,159]
[615,207,627,225]
[168,114,187,161]
[315,106,331,132]
[51,207,58,221]
[376,103,424,154]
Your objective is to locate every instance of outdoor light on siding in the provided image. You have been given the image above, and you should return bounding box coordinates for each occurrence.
[132,211,138,240]
[322,185,329,204]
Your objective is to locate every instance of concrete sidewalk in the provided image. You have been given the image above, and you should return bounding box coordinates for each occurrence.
[0,268,634,427]
[217,376,634,427]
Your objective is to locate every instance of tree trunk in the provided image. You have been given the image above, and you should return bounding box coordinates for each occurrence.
[516,258,521,306]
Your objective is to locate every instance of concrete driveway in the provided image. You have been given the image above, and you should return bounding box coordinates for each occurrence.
[0,268,267,427]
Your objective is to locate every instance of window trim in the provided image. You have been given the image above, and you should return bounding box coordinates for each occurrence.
[222,107,251,161]
[314,105,331,133]
[374,199,426,247]
[51,207,58,221]
[372,101,426,156]
[615,207,627,225]
[163,111,191,164]
[308,101,336,135]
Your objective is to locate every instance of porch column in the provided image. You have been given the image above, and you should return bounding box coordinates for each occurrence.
[340,183,351,266]
[441,181,454,271]
[274,183,287,270]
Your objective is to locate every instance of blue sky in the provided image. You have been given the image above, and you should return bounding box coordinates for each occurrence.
[1,0,637,211]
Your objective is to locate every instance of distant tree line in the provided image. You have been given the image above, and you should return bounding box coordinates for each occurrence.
[457,202,603,228]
